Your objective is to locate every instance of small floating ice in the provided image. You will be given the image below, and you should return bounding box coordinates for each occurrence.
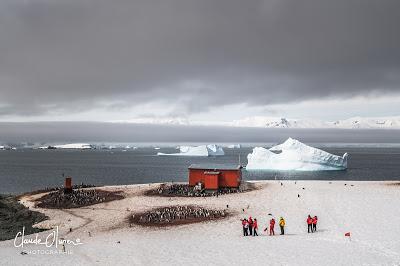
[158,144,224,156]
[246,138,348,171]
[227,144,241,149]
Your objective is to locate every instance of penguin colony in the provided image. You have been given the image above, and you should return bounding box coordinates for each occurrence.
[131,205,227,226]
[150,184,242,197]
[36,189,124,209]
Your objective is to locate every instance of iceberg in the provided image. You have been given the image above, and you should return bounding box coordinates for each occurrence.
[125,145,138,150]
[227,144,241,149]
[39,143,94,149]
[54,143,94,149]
[158,144,224,156]
[246,138,348,171]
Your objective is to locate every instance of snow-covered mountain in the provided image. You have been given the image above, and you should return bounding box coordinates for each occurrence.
[231,116,400,129]
[110,117,190,125]
[328,116,400,129]
[230,117,323,128]
[111,116,400,129]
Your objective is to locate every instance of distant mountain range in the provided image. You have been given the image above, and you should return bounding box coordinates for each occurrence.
[112,116,400,129]
[110,117,190,125]
[230,116,400,129]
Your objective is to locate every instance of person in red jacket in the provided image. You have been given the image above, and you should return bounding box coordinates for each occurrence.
[253,218,258,236]
[307,215,313,233]
[312,216,318,232]
[269,218,275,236]
[248,216,253,236]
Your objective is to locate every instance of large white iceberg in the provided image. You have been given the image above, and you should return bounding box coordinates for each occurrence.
[246,138,348,171]
[158,144,224,156]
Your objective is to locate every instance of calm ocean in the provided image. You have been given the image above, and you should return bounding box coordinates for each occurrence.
[1,145,400,194]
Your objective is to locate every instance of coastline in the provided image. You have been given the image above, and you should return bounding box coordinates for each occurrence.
[0,195,48,241]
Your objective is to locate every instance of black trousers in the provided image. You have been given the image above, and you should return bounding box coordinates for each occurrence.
[243,227,248,236]
[313,224,317,232]
[249,226,253,235]
[308,224,312,233]
[280,226,284,235]
[253,228,258,236]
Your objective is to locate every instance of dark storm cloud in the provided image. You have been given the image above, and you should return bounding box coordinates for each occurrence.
[1,0,400,116]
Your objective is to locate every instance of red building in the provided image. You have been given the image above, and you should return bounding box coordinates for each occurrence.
[188,164,242,190]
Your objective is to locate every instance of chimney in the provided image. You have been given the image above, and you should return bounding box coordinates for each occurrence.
[64,177,72,193]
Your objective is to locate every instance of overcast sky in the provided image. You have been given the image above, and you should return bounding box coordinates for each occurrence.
[1,0,400,123]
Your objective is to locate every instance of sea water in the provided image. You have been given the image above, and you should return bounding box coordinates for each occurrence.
[1,145,400,194]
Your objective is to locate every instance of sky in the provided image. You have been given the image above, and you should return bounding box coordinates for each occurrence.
[1,0,400,124]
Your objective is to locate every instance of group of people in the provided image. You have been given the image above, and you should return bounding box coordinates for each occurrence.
[241,216,286,236]
[241,215,318,236]
[241,217,259,236]
[307,215,318,233]
[264,217,286,235]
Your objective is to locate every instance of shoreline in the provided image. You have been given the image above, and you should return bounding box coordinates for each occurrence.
[0,195,48,241]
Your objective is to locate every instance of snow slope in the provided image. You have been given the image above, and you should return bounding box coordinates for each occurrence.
[247,138,348,170]
[1,181,399,266]
[158,144,224,156]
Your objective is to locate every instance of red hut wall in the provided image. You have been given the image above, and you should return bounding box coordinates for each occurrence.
[204,173,219,190]
[218,170,241,188]
[189,169,207,186]
[189,169,241,188]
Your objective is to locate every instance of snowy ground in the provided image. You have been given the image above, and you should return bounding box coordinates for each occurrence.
[1,181,400,266]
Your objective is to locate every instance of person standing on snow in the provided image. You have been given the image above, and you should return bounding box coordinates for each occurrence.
[312,216,318,232]
[269,218,275,236]
[242,218,249,236]
[253,218,258,236]
[248,217,254,236]
[279,217,286,235]
[307,215,313,233]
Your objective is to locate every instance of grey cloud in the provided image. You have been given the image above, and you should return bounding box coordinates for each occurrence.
[1,0,400,117]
